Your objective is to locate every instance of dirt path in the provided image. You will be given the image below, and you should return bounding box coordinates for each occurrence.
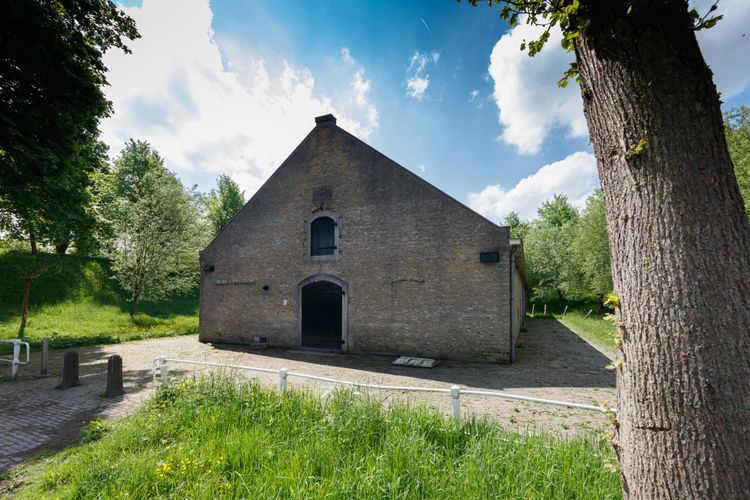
[0,318,615,474]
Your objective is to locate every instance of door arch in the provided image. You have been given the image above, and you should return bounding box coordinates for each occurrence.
[298,275,348,351]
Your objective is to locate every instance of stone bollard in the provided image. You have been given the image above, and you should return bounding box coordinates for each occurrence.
[60,351,80,389]
[40,338,48,376]
[105,355,125,398]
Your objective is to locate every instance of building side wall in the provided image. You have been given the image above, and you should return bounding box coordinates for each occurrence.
[199,123,512,362]
[510,253,525,361]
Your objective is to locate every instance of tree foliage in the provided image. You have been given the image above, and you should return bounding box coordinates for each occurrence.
[0,0,138,253]
[522,195,580,301]
[503,211,529,239]
[105,141,203,316]
[206,174,245,237]
[516,192,612,303]
[465,0,724,86]
[724,106,750,218]
[570,189,612,298]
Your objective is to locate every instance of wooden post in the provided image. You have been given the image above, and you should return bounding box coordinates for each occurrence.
[562,305,568,317]
[543,304,547,316]
[531,303,536,316]
[585,309,593,319]
[40,338,48,376]
[60,351,80,389]
[105,355,125,398]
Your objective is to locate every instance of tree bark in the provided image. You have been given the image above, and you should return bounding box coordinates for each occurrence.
[575,1,750,497]
[20,276,31,337]
[129,295,138,317]
[29,230,37,256]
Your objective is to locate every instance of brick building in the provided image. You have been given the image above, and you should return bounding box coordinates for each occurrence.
[198,115,526,363]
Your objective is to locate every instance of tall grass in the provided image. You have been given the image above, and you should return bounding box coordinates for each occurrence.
[0,249,198,350]
[12,377,622,499]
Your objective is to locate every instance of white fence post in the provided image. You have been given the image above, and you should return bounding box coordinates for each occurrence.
[12,340,20,380]
[451,385,461,422]
[279,368,288,395]
[158,356,168,383]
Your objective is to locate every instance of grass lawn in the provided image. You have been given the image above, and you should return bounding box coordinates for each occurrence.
[9,377,622,499]
[529,302,616,353]
[0,249,198,351]
[555,310,615,352]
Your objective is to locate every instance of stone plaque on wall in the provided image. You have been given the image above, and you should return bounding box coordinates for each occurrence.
[313,186,333,210]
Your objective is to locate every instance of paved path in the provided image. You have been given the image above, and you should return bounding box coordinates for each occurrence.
[0,318,615,474]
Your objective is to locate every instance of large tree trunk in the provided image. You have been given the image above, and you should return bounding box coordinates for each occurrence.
[575,1,750,497]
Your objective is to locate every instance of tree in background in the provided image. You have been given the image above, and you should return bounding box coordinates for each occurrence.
[523,195,584,302]
[0,0,138,254]
[570,190,612,306]
[106,141,203,316]
[206,174,245,237]
[725,106,750,218]
[14,255,59,337]
[536,194,578,227]
[503,211,529,239]
[512,191,612,305]
[469,1,750,496]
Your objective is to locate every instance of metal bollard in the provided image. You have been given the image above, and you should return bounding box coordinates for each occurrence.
[12,340,20,380]
[279,368,288,395]
[451,385,461,422]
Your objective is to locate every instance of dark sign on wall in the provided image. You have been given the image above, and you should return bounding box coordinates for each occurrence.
[479,252,499,263]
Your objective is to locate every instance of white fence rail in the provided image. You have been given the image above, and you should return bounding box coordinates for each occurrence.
[153,356,615,420]
[0,339,30,380]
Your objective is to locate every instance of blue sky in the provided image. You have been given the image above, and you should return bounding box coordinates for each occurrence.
[107,0,750,221]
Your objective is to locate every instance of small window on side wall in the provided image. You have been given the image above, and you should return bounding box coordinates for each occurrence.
[311,216,335,256]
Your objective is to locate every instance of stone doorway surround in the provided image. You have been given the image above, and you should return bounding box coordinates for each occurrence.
[296,274,349,352]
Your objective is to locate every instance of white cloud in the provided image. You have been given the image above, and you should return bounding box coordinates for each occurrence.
[407,76,430,100]
[406,51,440,101]
[468,89,479,102]
[341,47,353,64]
[467,151,597,222]
[418,164,426,174]
[487,1,750,154]
[100,0,378,196]
[488,21,586,155]
[351,70,379,134]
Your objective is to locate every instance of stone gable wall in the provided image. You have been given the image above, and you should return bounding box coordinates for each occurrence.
[199,121,514,363]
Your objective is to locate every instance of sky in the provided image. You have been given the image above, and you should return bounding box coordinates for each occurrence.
[103,0,750,223]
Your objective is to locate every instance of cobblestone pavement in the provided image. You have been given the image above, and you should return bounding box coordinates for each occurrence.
[0,318,615,474]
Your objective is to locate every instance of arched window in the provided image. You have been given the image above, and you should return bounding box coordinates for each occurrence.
[311,216,335,256]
